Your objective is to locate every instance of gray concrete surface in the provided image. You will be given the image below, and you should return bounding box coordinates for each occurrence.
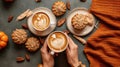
[0,0,95,67]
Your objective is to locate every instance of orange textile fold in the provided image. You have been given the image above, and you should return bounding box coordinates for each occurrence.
[84,0,120,67]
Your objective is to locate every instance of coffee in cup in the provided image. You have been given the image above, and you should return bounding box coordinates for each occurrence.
[32,12,50,31]
[47,31,68,54]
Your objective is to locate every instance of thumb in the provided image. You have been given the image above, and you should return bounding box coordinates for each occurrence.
[41,40,48,53]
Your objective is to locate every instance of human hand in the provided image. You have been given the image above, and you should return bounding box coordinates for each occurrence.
[66,36,79,67]
[40,40,54,67]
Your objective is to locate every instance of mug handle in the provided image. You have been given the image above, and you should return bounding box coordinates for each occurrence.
[49,50,55,55]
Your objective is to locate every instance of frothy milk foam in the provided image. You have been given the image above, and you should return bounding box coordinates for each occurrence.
[32,12,50,31]
[48,32,68,51]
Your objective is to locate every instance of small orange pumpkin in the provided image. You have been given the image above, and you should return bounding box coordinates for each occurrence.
[0,31,8,49]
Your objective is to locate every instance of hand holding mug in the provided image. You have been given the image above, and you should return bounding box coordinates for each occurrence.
[40,41,54,67]
[47,31,68,55]
[66,36,79,67]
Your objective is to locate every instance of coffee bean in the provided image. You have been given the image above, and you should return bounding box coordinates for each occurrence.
[21,23,28,29]
[8,16,13,22]
[25,54,30,61]
[16,57,25,62]
[66,0,71,10]
[57,18,66,27]
[35,0,41,2]
[80,0,86,2]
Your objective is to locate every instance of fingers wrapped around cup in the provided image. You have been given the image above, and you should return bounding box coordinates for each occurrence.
[47,31,68,55]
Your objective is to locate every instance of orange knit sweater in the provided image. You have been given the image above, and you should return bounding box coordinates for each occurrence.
[84,0,120,67]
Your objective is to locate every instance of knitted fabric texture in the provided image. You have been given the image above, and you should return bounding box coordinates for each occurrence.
[84,0,120,67]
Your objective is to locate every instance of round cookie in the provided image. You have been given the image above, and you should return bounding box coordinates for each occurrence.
[25,37,40,52]
[52,1,66,16]
[72,14,93,30]
[11,29,27,45]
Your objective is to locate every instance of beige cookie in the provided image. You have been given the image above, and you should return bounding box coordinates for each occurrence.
[11,29,27,45]
[72,14,93,30]
[72,14,87,30]
[52,1,66,16]
[25,37,40,52]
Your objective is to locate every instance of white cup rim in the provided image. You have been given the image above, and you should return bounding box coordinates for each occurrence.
[47,31,68,53]
[32,12,50,32]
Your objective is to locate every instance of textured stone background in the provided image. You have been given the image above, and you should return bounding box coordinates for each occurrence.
[0,0,95,67]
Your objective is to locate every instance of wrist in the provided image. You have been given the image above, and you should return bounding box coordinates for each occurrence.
[71,61,86,67]
[43,64,48,67]
[43,63,53,67]
[71,61,79,67]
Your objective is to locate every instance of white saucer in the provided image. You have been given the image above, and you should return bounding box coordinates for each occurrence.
[27,7,57,36]
[66,7,95,36]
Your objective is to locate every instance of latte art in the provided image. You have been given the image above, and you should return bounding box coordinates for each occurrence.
[32,12,50,31]
[51,36,65,50]
[48,32,68,51]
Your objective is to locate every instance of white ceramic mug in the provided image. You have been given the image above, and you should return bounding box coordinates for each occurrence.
[47,31,68,55]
